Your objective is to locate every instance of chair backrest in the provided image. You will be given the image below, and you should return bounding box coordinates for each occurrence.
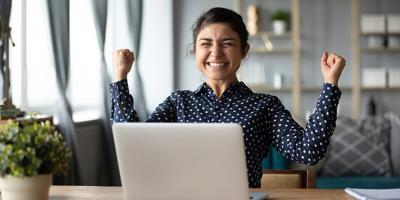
[260,169,316,189]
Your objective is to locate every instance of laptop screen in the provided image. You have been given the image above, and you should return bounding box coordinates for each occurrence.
[113,123,251,200]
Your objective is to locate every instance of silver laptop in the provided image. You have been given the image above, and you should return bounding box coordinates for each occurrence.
[112,123,267,200]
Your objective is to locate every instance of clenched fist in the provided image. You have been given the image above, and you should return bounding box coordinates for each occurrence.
[321,51,346,86]
[113,49,135,81]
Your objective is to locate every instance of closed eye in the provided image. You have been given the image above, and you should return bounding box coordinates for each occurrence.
[222,42,233,46]
[200,42,211,46]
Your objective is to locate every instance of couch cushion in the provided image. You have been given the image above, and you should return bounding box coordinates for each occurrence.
[320,115,391,176]
[386,112,400,176]
[317,176,400,189]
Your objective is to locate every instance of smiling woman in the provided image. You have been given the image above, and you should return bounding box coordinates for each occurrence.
[109,7,346,188]
[195,23,247,97]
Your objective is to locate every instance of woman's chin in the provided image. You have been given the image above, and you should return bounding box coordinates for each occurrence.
[206,75,236,83]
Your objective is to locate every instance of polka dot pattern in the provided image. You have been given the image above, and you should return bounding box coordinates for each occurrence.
[110,79,341,188]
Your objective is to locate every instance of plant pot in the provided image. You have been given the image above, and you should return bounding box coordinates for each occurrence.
[273,20,287,35]
[0,174,52,200]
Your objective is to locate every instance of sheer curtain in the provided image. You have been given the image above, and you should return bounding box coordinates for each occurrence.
[90,0,121,186]
[127,0,148,120]
[90,0,146,185]
[45,0,81,185]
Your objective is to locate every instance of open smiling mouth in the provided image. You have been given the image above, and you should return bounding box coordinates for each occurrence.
[206,62,228,69]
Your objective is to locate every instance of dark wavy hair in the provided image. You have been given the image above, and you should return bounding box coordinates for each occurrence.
[190,7,249,54]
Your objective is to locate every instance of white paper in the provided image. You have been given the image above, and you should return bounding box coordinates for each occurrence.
[345,188,400,200]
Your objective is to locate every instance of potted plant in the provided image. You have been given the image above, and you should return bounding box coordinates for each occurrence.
[271,10,290,35]
[0,119,71,200]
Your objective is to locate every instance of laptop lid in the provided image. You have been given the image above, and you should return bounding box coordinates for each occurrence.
[112,123,250,200]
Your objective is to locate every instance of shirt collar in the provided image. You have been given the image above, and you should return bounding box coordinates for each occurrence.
[193,81,253,98]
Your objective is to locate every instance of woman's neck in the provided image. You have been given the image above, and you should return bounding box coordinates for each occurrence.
[206,77,238,99]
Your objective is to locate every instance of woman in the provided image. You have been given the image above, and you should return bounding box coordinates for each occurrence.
[110,7,345,188]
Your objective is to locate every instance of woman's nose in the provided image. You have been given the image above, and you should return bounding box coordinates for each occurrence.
[210,44,222,57]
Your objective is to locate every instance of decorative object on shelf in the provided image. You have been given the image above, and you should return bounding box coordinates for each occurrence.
[247,4,260,36]
[0,119,71,200]
[367,35,385,49]
[387,14,400,33]
[273,73,284,89]
[362,68,387,88]
[239,63,266,85]
[388,36,400,49]
[271,10,290,35]
[388,68,400,88]
[0,1,25,120]
[361,14,385,34]
[367,96,377,116]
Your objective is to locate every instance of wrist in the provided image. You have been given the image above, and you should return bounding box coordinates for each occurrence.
[324,80,338,87]
[115,74,127,82]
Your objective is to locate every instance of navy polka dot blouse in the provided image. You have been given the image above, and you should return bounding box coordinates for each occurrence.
[110,79,341,188]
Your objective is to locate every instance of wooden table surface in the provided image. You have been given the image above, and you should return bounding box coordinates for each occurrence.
[37,186,355,200]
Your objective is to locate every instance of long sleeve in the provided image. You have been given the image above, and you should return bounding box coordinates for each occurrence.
[110,79,177,123]
[270,83,341,165]
[145,93,177,122]
[110,79,139,123]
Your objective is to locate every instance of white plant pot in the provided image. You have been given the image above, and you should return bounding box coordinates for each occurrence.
[273,20,287,35]
[0,174,52,200]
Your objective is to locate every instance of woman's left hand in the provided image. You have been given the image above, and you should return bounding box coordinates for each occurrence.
[320,51,346,86]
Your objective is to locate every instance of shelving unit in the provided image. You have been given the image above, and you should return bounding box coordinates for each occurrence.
[249,31,292,53]
[236,0,399,119]
[352,0,400,118]
[234,0,302,121]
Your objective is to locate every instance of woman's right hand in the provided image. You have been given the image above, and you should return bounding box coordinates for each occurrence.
[113,49,135,81]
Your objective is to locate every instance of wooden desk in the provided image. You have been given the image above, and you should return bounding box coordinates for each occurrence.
[41,186,355,199]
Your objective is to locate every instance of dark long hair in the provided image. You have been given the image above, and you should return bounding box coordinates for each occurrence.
[191,7,249,54]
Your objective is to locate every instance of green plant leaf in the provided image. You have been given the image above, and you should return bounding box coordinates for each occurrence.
[0,120,71,177]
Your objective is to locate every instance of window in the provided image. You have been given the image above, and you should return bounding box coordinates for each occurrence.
[9,0,102,121]
[10,0,57,113]
[70,0,102,121]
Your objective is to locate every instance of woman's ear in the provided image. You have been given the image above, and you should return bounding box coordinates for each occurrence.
[242,43,250,59]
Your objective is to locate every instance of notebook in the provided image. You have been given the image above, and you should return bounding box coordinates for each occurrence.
[112,123,268,200]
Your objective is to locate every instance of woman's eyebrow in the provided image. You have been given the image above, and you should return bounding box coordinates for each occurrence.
[220,38,236,42]
[198,38,212,42]
[197,38,237,42]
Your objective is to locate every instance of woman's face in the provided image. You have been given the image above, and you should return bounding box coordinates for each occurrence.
[195,23,247,83]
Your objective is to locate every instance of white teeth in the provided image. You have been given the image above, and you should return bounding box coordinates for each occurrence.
[208,62,226,67]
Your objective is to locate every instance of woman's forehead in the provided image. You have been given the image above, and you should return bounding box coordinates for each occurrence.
[196,23,239,39]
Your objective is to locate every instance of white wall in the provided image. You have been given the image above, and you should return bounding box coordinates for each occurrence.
[140,0,174,111]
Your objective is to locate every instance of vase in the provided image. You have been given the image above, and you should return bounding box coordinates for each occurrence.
[272,20,287,35]
[0,174,52,200]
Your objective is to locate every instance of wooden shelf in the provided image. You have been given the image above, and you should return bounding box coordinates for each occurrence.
[361,48,400,53]
[248,84,353,93]
[250,48,292,54]
[302,86,352,92]
[362,86,400,91]
[248,84,291,92]
[251,31,292,38]
[361,32,400,36]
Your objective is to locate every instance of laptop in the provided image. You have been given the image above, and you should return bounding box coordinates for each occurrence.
[112,123,268,200]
